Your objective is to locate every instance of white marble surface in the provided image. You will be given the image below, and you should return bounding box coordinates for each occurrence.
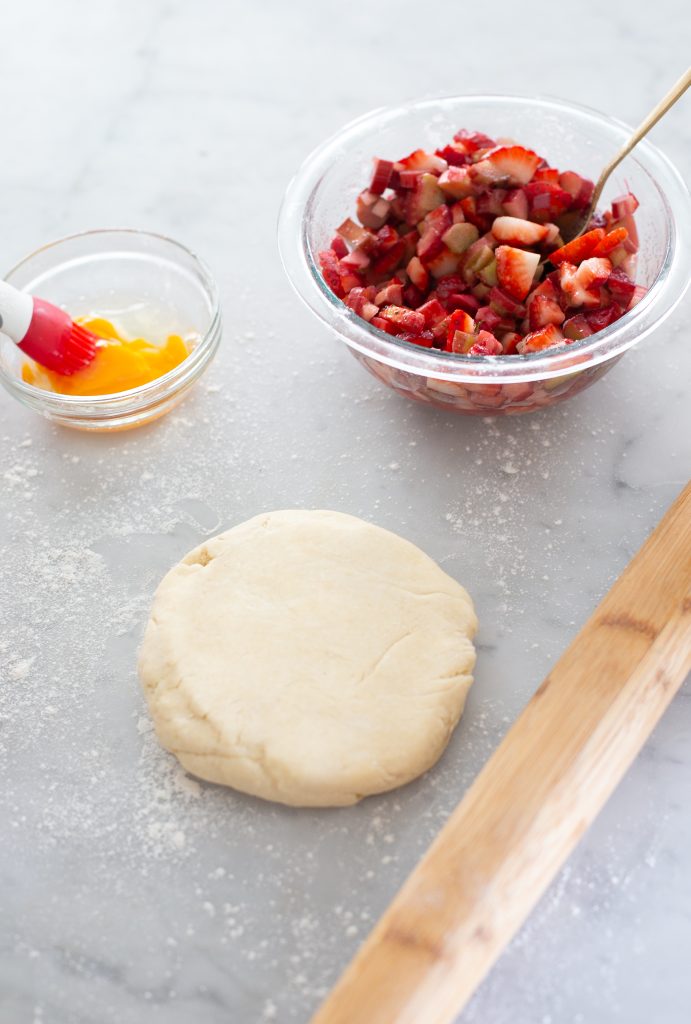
[1,1,690,1022]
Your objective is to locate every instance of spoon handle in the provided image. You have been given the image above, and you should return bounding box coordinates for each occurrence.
[592,66,691,208]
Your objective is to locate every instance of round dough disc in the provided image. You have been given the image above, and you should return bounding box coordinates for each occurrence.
[139,510,477,807]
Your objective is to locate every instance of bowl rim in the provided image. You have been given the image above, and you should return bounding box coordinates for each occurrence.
[0,227,222,408]
[279,92,690,384]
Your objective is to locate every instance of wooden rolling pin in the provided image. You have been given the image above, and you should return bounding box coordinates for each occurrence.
[312,481,691,1024]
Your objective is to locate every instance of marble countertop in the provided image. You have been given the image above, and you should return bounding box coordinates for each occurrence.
[1,1,689,1022]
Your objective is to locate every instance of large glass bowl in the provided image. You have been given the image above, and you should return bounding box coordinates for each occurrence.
[0,229,222,431]
[279,95,689,414]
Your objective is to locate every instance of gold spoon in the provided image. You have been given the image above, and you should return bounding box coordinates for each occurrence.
[561,66,691,241]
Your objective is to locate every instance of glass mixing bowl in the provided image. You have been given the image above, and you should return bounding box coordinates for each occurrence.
[0,229,222,431]
[279,94,689,414]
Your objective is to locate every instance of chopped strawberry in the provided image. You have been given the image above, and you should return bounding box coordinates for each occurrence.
[318,250,344,297]
[345,288,379,321]
[469,330,503,356]
[356,190,391,230]
[369,240,406,279]
[534,167,560,184]
[559,257,612,307]
[427,247,461,279]
[445,308,476,350]
[528,293,566,331]
[459,196,491,231]
[330,236,348,259]
[435,275,466,304]
[472,145,541,186]
[417,297,448,329]
[398,149,448,174]
[492,216,549,246]
[379,305,425,334]
[453,129,496,152]
[592,227,628,257]
[548,228,605,265]
[435,143,469,167]
[402,283,425,309]
[516,323,565,353]
[500,332,523,355]
[438,166,475,200]
[495,245,540,301]
[370,315,396,335]
[477,189,508,216]
[369,158,394,195]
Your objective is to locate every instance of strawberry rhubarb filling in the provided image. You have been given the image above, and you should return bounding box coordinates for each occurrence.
[318,131,644,356]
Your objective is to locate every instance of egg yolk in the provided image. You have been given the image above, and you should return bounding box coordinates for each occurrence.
[21,317,192,397]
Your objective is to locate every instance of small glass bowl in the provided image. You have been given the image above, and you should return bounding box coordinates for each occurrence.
[279,94,690,415]
[0,229,222,431]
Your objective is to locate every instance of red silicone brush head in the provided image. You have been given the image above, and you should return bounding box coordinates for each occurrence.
[17,298,98,375]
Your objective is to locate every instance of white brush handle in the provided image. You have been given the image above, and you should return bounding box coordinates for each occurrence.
[0,280,34,344]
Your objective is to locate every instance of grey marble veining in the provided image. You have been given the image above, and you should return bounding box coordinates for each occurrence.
[1,1,690,1022]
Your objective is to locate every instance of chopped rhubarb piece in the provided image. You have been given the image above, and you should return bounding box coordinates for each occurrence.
[495,245,540,301]
[340,248,370,271]
[379,305,425,334]
[611,192,639,219]
[407,256,430,291]
[356,190,391,230]
[330,236,348,259]
[562,314,593,341]
[605,268,637,305]
[402,283,424,309]
[435,274,466,304]
[584,305,623,331]
[516,323,565,353]
[398,169,423,189]
[548,228,605,266]
[447,292,480,315]
[402,330,436,348]
[469,330,503,356]
[403,173,445,223]
[369,158,394,195]
[524,182,572,222]
[491,216,549,246]
[476,189,508,216]
[502,188,529,220]
[628,285,647,309]
[449,330,475,354]
[488,286,526,317]
[442,222,479,254]
[336,218,377,250]
[449,200,468,224]
[475,306,503,332]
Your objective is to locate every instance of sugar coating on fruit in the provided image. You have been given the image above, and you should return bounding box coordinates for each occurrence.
[139,510,477,807]
[319,129,642,358]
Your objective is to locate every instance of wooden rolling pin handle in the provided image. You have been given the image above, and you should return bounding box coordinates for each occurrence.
[312,482,691,1024]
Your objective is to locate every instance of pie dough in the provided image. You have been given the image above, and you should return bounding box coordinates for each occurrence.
[139,510,477,806]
